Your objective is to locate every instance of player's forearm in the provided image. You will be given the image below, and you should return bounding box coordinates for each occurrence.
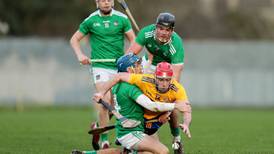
[126,42,143,55]
[101,74,121,96]
[70,32,84,57]
[136,94,175,112]
[183,112,192,127]
[70,41,83,57]
[172,64,184,82]
[125,30,135,45]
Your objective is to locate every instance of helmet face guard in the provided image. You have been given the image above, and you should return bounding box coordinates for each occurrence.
[155,13,175,44]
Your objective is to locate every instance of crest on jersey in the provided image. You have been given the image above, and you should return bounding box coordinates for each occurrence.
[103,21,110,28]
[114,21,119,26]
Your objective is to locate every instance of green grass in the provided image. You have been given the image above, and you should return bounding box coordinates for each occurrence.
[0,106,274,154]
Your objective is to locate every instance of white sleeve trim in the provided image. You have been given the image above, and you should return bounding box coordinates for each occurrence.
[136,94,175,112]
[125,28,133,34]
[171,63,184,65]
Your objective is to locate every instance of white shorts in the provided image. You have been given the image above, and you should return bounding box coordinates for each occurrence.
[117,131,146,150]
[90,67,117,83]
[141,56,156,74]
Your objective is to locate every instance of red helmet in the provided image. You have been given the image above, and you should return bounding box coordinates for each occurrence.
[155,62,173,78]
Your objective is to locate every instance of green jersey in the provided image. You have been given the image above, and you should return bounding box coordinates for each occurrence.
[112,82,144,138]
[79,9,132,69]
[136,24,185,66]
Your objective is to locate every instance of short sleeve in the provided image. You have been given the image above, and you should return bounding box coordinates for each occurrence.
[135,28,146,46]
[128,85,143,101]
[79,19,91,35]
[171,36,184,64]
[123,18,132,33]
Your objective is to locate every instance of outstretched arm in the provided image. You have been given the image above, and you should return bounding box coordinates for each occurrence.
[136,94,192,113]
[93,73,131,101]
[135,94,174,112]
[125,30,135,48]
[175,100,192,138]
[126,42,143,55]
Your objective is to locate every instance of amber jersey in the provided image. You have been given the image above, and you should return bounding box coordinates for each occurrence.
[129,74,188,119]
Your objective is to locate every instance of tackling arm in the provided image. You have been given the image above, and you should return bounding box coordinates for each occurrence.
[94,73,131,98]
[125,30,136,48]
[136,94,192,113]
[135,94,175,112]
[126,42,143,54]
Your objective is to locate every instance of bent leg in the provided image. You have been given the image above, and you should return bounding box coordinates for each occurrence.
[136,135,169,154]
[94,82,112,128]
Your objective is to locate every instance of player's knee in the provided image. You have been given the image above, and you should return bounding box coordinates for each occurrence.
[154,144,168,154]
[159,146,169,154]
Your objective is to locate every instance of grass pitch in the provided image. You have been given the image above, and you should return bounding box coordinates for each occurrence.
[0,106,274,154]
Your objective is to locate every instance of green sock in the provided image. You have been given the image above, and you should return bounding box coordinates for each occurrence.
[83,151,97,154]
[100,133,108,142]
[170,127,180,137]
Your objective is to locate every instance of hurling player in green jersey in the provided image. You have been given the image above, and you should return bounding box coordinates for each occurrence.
[72,55,190,154]
[126,12,186,154]
[91,54,190,154]
[127,12,184,82]
[70,0,135,149]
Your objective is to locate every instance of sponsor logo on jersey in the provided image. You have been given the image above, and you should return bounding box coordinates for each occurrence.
[93,22,101,27]
[169,84,178,92]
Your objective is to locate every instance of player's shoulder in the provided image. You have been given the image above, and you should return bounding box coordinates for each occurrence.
[113,82,136,92]
[117,81,133,87]
[171,32,183,42]
[171,32,184,46]
[84,10,100,21]
[112,10,128,19]
[169,32,184,53]
[140,24,156,38]
[169,79,184,92]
